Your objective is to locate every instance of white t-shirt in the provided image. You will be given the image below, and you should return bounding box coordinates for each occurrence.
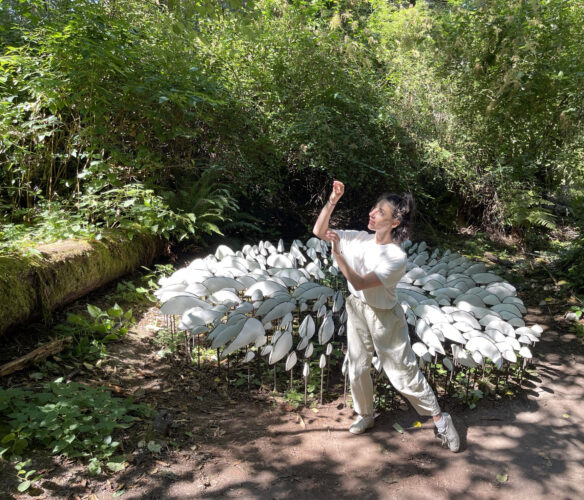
[336,230,407,309]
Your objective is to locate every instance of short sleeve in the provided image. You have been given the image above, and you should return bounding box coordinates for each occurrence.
[373,247,407,289]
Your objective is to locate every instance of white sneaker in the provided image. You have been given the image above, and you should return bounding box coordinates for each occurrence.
[436,413,460,452]
[349,414,375,434]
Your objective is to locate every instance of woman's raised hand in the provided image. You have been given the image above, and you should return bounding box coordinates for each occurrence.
[329,180,345,205]
[325,229,341,256]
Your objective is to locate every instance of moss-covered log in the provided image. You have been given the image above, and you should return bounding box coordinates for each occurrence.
[0,232,164,336]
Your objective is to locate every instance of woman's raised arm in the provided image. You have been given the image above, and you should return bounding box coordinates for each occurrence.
[312,180,344,239]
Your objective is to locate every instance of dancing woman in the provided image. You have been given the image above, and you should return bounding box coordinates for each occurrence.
[313,180,459,451]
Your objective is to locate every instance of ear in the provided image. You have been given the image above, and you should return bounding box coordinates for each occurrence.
[391,218,400,229]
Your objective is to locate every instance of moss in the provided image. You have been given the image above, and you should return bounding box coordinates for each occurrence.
[0,255,39,332]
[0,231,164,337]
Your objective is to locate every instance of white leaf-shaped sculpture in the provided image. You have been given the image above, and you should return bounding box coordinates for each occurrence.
[372,356,382,372]
[502,296,527,314]
[413,304,449,325]
[454,294,486,308]
[260,345,273,356]
[485,328,507,343]
[449,310,481,329]
[492,303,523,318]
[416,319,445,354]
[485,282,516,299]
[443,357,454,372]
[464,262,487,275]
[262,301,296,324]
[269,331,293,365]
[452,321,474,333]
[184,282,210,297]
[296,336,310,351]
[319,354,327,369]
[209,289,241,306]
[253,335,267,348]
[298,285,334,302]
[430,287,462,299]
[485,320,515,337]
[303,362,310,378]
[414,273,446,287]
[312,294,327,312]
[267,253,294,269]
[452,344,477,368]
[305,342,314,358]
[326,343,333,356]
[472,272,504,285]
[292,281,320,297]
[232,302,254,316]
[285,351,298,371]
[465,336,502,365]
[215,244,235,260]
[299,314,316,339]
[412,342,432,362]
[222,318,265,357]
[180,307,223,329]
[255,295,289,317]
[433,322,466,345]
[471,350,484,366]
[318,314,335,345]
[210,316,247,349]
[202,276,245,294]
[333,290,344,312]
[160,293,211,315]
[245,280,288,298]
[155,283,187,301]
[243,350,255,363]
[496,341,517,363]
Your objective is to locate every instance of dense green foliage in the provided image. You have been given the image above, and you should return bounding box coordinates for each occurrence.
[0,379,149,476]
[1,0,583,247]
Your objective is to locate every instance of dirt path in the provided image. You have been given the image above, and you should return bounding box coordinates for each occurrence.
[2,306,583,500]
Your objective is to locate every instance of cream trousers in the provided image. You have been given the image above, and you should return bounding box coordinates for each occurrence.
[346,294,441,417]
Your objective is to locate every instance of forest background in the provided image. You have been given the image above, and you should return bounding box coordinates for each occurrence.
[1,0,584,289]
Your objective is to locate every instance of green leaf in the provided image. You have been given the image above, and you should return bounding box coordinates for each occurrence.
[13,438,28,455]
[107,304,123,318]
[1,433,16,444]
[147,441,162,453]
[87,458,101,475]
[17,480,31,492]
[392,423,404,434]
[87,304,103,318]
[496,472,508,483]
[107,459,127,472]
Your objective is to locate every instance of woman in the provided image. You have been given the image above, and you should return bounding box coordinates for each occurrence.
[313,180,460,452]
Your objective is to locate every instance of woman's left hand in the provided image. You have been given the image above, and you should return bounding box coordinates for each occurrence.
[325,229,341,256]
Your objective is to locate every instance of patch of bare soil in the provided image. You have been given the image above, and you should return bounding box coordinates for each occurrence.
[1,301,583,500]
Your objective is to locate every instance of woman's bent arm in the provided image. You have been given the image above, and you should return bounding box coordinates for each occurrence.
[313,180,344,239]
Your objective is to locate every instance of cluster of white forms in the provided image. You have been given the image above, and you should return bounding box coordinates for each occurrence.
[155,237,541,376]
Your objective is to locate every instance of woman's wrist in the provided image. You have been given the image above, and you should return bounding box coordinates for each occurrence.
[328,198,337,206]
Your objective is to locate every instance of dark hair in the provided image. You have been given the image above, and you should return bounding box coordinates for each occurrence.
[376,193,414,244]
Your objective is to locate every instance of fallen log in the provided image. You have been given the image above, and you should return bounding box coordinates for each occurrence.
[0,231,165,336]
[0,337,72,377]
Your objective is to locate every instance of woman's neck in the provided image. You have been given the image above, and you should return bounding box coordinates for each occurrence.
[375,229,392,245]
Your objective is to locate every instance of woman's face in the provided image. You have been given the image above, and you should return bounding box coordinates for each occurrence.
[368,200,399,233]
